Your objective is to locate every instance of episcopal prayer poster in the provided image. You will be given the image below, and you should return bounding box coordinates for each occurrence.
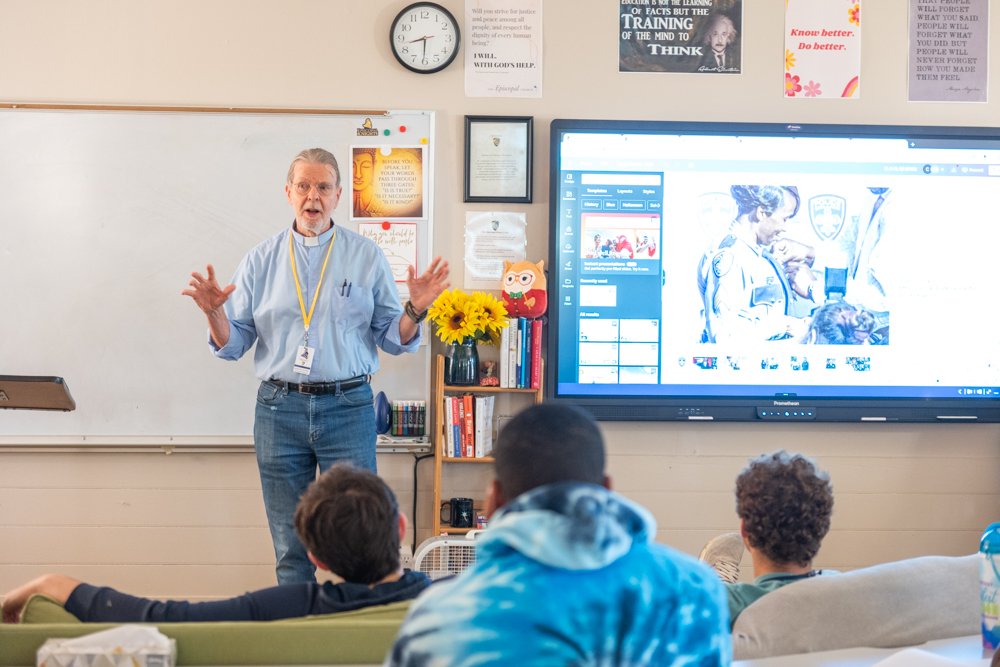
[619,0,743,74]
[465,0,543,98]
[908,0,988,102]
[784,0,862,98]
[351,146,425,220]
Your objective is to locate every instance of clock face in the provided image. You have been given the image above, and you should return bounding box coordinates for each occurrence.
[390,2,461,74]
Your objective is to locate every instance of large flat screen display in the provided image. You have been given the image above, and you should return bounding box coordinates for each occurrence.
[548,119,1000,422]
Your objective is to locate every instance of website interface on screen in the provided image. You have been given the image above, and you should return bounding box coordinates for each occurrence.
[554,129,1000,400]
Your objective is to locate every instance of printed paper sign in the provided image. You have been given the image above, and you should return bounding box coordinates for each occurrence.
[784,1,861,98]
[908,0,988,102]
[358,221,418,284]
[465,0,543,98]
[464,211,527,289]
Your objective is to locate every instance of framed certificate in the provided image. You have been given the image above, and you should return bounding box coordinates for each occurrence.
[464,115,533,203]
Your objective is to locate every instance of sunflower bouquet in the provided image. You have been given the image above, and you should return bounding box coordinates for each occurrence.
[428,289,508,345]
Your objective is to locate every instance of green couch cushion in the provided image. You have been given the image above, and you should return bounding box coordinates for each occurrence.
[21,595,80,624]
[0,596,412,666]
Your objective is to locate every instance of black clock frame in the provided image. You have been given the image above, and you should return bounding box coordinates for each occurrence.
[389,2,461,74]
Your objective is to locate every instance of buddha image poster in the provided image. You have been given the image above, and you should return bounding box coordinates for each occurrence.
[351,146,425,220]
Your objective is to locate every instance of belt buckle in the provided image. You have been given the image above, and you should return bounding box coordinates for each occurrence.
[343,375,368,390]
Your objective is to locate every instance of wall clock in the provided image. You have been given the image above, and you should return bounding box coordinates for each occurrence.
[390,2,461,74]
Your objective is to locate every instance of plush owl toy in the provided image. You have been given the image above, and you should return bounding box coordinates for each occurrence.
[501,259,548,319]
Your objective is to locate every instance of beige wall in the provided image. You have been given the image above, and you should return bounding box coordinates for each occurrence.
[2,0,999,598]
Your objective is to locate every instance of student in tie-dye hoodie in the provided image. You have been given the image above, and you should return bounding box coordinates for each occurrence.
[387,404,731,666]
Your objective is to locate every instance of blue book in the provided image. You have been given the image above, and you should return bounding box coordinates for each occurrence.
[522,318,532,388]
[452,397,463,457]
[518,317,528,388]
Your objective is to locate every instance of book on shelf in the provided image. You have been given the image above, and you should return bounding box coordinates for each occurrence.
[499,324,511,388]
[530,318,543,389]
[482,395,496,456]
[473,394,497,458]
[518,318,534,389]
[462,393,475,458]
[474,395,485,458]
[451,396,462,457]
[443,396,452,456]
[523,317,534,388]
[507,317,519,388]
[511,317,524,389]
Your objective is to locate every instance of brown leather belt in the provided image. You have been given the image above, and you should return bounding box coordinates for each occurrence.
[267,375,370,395]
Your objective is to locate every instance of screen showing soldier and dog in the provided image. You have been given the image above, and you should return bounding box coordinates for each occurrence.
[549,120,1000,421]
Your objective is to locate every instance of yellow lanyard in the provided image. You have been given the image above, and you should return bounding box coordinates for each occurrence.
[288,228,336,343]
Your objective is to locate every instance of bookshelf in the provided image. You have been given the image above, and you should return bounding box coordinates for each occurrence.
[431,353,543,535]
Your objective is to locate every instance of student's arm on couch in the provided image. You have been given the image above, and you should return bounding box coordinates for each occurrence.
[2,575,81,623]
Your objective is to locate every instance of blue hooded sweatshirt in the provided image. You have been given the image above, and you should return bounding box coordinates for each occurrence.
[388,482,731,666]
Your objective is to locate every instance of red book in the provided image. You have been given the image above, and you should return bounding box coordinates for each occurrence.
[530,319,543,389]
[462,394,475,458]
[454,396,465,458]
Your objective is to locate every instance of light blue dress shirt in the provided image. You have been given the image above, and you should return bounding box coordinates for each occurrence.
[211,222,419,382]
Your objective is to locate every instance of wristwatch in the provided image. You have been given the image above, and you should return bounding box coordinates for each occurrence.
[404,300,428,323]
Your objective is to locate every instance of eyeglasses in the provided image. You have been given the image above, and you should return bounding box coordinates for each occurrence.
[292,181,337,196]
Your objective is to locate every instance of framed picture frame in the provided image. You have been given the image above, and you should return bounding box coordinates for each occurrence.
[464,115,533,203]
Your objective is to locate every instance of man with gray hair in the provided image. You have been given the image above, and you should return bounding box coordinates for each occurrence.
[182,148,449,585]
[697,12,741,73]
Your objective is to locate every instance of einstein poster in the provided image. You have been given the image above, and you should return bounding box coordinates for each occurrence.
[619,0,742,74]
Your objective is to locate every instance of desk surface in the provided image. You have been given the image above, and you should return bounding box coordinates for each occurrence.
[734,635,990,667]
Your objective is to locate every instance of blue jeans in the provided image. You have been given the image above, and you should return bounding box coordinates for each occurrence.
[254,380,376,584]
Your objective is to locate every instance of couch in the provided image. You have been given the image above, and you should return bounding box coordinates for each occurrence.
[0,595,409,667]
[732,554,980,659]
[3,555,981,665]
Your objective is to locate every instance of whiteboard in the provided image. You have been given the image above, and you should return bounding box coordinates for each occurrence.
[0,107,435,442]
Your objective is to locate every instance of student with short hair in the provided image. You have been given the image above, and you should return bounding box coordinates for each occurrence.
[1,465,429,623]
[387,403,731,666]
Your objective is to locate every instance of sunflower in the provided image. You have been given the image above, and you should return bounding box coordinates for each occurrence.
[470,291,509,343]
[428,289,509,345]
[428,289,469,344]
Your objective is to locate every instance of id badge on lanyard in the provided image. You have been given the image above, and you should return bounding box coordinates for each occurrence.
[294,344,315,375]
[289,229,335,376]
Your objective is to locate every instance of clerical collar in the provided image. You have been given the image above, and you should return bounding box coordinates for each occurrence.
[291,221,336,247]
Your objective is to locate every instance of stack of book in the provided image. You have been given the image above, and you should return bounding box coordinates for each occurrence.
[498,317,543,389]
[442,394,496,458]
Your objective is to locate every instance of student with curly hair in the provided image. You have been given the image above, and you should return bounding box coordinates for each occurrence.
[700,450,835,627]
